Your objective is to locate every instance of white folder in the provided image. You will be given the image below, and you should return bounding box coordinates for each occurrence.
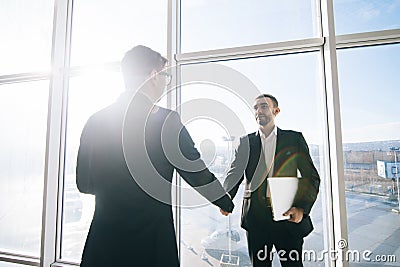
[267,177,299,221]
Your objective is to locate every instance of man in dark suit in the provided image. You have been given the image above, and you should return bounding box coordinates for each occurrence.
[221,94,320,267]
[76,45,234,267]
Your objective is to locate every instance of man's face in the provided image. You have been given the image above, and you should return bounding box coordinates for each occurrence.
[253,97,279,126]
[154,71,167,97]
[150,68,171,100]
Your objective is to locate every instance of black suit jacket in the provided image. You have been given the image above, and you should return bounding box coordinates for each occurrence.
[76,92,233,267]
[223,128,320,238]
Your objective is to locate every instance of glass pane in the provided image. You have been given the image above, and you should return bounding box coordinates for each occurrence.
[70,0,168,66]
[338,44,400,265]
[0,81,49,256]
[180,53,328,266]
[0,0,54,74]
[334,0,400,35]
[181,0,319,53]
[61,71,124,261]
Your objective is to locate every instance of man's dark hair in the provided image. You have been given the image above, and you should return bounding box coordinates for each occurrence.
[121,45,167,89]
[256,94,278,107]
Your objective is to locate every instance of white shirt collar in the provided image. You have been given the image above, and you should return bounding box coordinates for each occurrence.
[257,126,277,140]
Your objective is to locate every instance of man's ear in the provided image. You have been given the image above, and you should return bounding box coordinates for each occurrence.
[149,69,158,85]
[273,107,280,116]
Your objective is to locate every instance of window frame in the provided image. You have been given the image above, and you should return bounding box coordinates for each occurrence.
[0,0,399,266]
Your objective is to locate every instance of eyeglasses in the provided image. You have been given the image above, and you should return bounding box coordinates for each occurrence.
[158,71,172,85]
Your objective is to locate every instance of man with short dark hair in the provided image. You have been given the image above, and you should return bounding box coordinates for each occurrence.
[76,45,234,267]
[221,94,320,267]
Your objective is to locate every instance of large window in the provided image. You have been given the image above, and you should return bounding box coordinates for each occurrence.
[180,0,319,52]
[0,0,54,74]
[70,0,168,66]
[1,0,399,266]
[180,53,328,266]
[334,0,400,35]
[338,44,400,265]
[60,1,169,263]
[0,81,49,256]
[61,0,167,263]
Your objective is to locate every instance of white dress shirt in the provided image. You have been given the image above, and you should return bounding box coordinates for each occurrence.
[258,126,277,197]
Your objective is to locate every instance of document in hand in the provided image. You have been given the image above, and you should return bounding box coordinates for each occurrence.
[267,177,299,221]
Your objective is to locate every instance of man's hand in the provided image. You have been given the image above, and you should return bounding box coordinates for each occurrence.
[283,207,304,223]
[220,208,230,216]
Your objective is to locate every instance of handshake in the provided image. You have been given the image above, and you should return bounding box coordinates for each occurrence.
[220,208,230,216]
[218,192,233,216]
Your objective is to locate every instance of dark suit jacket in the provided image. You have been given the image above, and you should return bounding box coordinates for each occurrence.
[223,128,320,238]
[76,91,233,267]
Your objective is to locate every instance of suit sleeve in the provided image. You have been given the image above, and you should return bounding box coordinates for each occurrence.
[223,136,249,200]
[293,133,320,215]
[76,119,95,194]
[168,112,234,212]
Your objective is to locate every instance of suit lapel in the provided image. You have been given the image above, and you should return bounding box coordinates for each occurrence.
[274,128,292,177]
[248,133,268,192]
[273,128,282,176]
